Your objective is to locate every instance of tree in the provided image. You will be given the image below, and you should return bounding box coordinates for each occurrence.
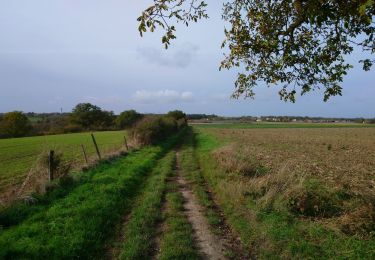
[167,110,186,120]
[116,110,143,129]
[138,0,374,102]
[0,111,31,138]
[71,103,115,130]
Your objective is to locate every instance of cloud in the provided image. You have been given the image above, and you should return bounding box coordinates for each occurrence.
[132,89,194,104]
[80,96,123,105]
[137,43,199,68]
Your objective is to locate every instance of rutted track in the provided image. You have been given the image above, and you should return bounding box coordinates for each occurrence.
[176,151,227,259]
[0,134,182,259]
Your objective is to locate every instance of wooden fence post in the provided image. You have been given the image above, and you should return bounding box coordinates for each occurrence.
[81,144,88,164]
[124,136,129,151]
[48,150,54,182]
[91,133,101,160]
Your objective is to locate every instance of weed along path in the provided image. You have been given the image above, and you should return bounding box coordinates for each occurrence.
[175,150,227,260]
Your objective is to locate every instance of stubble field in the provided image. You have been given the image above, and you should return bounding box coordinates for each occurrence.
[194,125,375,258]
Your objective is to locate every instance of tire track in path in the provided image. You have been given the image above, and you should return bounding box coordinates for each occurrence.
[175,150,227,260]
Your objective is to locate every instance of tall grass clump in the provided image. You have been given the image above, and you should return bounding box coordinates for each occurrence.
[212,144,269,177]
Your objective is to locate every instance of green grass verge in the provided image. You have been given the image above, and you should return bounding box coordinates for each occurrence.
[0,130,127,192]
[0,132,182,259]
[159,189,200,260]
[119,151,175,259]
[0,160,117,227]
[193,127,375,259]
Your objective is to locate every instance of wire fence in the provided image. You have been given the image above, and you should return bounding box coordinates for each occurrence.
[0,133,132,205]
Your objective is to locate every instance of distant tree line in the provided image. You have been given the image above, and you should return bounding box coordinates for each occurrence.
[1,106,374,139]
[188,115,375,124]
[186,114,218,120]
[0,103,146,139]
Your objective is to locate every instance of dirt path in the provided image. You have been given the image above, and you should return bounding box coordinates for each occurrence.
[175,151,227,260]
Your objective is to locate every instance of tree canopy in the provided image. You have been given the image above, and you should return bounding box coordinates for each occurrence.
[0,111,31,138]
[71,103,115,130]
[167,110,186,120]
[138,0,374,102]
[116,110,143,129]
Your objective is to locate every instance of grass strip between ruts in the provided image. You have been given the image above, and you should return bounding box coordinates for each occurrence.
[119,151,175,259]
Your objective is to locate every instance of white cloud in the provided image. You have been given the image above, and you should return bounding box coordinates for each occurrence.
[133,89,194,104]
[80,96,123,105]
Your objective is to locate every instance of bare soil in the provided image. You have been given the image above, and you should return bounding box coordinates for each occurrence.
[175,151,227,260]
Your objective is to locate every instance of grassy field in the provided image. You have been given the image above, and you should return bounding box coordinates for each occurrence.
[0,130,127,196]
[193,124,375,258]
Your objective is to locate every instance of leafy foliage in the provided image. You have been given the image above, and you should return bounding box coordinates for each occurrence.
[137,0,208,49]
[167,110,186,120]
[130,111,187,146]
[116,110,143,129]
[139,0,375,102]
[0,111,31,138]
[70,103,115,130]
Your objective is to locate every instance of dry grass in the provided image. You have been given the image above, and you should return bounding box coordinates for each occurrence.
[208,127,375,236]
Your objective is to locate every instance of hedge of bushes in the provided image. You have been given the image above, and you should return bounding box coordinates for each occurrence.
[130,113,187,146]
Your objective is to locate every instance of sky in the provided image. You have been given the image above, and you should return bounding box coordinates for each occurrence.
[0,1,374,118]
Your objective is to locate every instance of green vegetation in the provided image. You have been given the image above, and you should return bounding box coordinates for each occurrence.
[70,102,115,130]
[116,109,143,129]
[119,151,175,259]
[159,190,199,260]
[0,130,127,193]
[2,117,374,259]
[0,111,31,138]
[179,129,221,229]
[167,110,186,121]
[0,161,114,228]
[0,131,183,258]
[193,127,375,258]
[138,1,374,102]
[0,105,144,139]
[130,114,187,146]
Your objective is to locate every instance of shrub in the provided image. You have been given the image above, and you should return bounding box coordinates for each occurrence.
[167,110,186,120]
[0,111,31,138]
[130,113,185,146]
[116,109,143,129]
